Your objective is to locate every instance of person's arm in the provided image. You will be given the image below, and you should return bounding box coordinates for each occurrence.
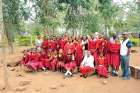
[126,41,132,56]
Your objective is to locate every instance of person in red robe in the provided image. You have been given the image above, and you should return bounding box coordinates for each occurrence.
[50,37,57,51]
[59,35,68,50]
[41,36,49,54]
[50,50,58,72]
[110,38,120,76]
[97,53,108,78]
[64,49,76,78]
[57,49,65,72]
[75,38,83,69]
[38,50,51,71]
[25,49,41,72]
[64,37,75,55]
[21,50,29,66]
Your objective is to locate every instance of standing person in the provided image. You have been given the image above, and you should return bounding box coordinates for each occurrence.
[80,51,94,78]
[110,37,120,76]
[82,35,88,52]
[64,37,75,55]
[35,35,43,51]
[120,32,132,80]
[108,32,118,75]
[75,38,83,70]
[41,36,48,54]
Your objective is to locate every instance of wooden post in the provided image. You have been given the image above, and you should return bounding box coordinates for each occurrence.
[0,0,10,90]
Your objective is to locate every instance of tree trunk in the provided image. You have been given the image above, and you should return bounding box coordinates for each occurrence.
[0,0,10,90]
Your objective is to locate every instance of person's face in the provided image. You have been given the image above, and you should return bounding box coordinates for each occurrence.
[83,36,86,40]
[122,34,127,39]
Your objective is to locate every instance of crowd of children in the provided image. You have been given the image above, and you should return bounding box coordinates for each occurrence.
[20,32,121,79]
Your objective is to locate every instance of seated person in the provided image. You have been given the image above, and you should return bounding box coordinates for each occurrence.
[80,51,94,78]
[96,53,108,78]
[64,49,77,78]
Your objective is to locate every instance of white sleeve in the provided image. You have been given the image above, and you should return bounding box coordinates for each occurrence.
[81,56,86,66]
[89,56,94,67]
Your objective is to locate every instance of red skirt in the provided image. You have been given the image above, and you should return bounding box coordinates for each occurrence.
[75,55,83,67]
[57,61,65,68]
[26,60,40,71]
[80,66,94,75]
[97,65,108,78]
[110,53,120,70]
[65,62,76,70]
[50,59,57,70]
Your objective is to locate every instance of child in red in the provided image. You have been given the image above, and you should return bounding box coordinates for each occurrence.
[64,49,76,78]
[50,50,58,72]
[57,49,65,72]
[75,38,83,69]
[97,53,108,78]
[26,49,41,72]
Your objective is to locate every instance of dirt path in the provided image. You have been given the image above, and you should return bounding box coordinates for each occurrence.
[0,46,139,93]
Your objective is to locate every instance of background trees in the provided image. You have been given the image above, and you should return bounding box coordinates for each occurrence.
[1,0,140,40]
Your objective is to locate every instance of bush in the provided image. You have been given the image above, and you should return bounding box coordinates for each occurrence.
[131,38,139,47]
[16,36,35,46]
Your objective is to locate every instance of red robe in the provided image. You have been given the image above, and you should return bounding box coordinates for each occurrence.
[57,54,65,69]
[64,54,76,70]
[42,39,48,53]
[26,52,41,71]
[39,52,51,69]
[60,38,67,50]
[50,40,57,51]
[64,42,75,55]
[110,43,120,70]
[50,55,58,71]
[75,43,83,67]
[97,57,108,78]
[105,41,111,67]
[80,66,94,76]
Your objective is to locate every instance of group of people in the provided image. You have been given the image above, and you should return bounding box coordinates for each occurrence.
[20,32,132,79]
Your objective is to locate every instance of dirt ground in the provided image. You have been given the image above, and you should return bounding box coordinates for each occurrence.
[0,46,140,93]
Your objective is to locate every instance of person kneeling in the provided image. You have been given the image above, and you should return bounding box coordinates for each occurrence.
[80,51,94,78]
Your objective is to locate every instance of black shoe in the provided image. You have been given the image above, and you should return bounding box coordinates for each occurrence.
[83,75,87,78]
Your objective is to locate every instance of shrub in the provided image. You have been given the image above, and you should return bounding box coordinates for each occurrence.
[131,38,139,47]
[16,36,35,46]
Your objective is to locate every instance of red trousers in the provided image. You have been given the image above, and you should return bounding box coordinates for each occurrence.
[97,65,108,78]
[80,66,94,75]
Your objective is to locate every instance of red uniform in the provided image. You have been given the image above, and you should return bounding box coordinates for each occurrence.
[50,40,57,51]
[64,43,75,55]
[60,38,67,50]
[110,43,120,70]
[75,43,83,67]
[26,52,41,71]
[57,54,65,70]
[105,41,111,67]
[42,39,48,53]
[97,57,108,78]
[80,66,94,76]
[50,55,58,71]
[39,52,51,69]
[64,54,76,71]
